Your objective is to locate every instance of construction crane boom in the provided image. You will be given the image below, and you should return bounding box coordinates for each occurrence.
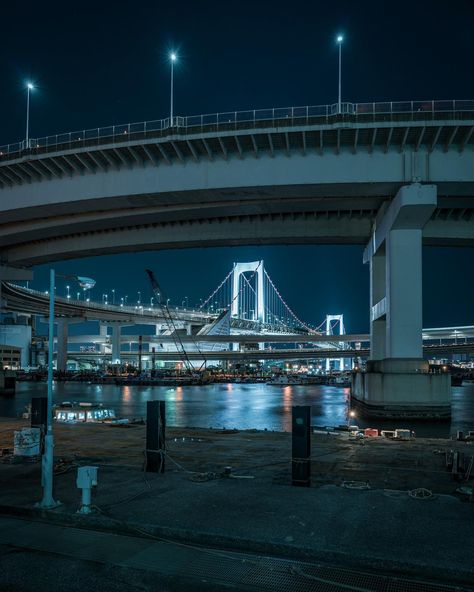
[145,269,206,374]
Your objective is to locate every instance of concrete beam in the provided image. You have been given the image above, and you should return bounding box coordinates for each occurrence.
[0,266,33,281]
[364,183,437,263]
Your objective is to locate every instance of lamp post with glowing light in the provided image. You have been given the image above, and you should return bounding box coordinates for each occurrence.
[38,272,95,509]
[25,82,34,148]
[169,52,177,125]
[336,35,343,114]
[348,409,356,427]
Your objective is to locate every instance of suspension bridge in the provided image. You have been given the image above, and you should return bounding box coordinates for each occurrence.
[197,260,341,335]
[1,260,349,370]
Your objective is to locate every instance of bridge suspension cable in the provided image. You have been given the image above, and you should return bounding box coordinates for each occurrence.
[263,270,323,333]
[198,268,234,311]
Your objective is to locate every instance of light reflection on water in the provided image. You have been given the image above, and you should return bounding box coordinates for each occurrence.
[0,381,473,438]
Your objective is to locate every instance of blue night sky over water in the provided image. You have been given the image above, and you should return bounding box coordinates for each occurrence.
[1,0,473,332]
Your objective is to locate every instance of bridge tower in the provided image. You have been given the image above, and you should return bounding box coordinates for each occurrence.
[325,314,345,372]
[231,261,265,323]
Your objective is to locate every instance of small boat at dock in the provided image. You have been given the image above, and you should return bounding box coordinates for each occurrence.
[266,374,306,386]
[54,401,117,423]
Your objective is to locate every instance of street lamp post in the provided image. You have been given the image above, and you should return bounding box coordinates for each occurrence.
[336,35,343,114]
[38,271,95,509]
[66,285,70,299]
[112,289,115,305]
[170,52,177,125]
[25,82,34,149]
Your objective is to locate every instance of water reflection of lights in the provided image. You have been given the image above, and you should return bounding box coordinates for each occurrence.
[175,386,183,401]
[226,383,233,392]
[122,386,131,401]
[283,386,293,412]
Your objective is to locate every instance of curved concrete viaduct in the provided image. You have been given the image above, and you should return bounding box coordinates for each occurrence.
[0,101,473,266]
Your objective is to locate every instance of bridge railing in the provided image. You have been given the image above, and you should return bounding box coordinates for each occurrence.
[1,99,473,160]
[6,283,215,320]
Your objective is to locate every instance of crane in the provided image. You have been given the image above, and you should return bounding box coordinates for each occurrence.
[145,269,206,375]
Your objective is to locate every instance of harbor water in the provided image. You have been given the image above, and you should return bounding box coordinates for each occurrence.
[1,381,473,438]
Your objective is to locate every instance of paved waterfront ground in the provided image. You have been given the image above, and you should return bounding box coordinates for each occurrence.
[0,418,473,589]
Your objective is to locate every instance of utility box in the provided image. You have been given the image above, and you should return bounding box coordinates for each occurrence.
[292,406,311,487]
[76,466,98,489]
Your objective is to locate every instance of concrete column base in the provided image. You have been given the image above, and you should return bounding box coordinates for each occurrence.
[351,359,451,420]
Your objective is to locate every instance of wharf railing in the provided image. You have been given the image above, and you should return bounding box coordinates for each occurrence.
[1,99,473,160]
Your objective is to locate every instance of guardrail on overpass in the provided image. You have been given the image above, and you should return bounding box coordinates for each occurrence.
[1,99,473,160]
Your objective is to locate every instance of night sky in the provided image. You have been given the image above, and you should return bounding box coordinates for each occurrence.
[2,0,473,333]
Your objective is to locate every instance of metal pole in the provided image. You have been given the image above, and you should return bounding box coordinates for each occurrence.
[338,42,342,114]
[38,269,59,508]
[26,87,30,148]
[170,60,174,125]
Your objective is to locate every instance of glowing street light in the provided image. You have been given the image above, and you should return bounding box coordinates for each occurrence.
[169,52,177,124]
[25,82,34,148]
[336,35,344,114]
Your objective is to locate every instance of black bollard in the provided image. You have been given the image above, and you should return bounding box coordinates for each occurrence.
[146,400,166,473]
[292,405,311,487]
[31,396,48,454]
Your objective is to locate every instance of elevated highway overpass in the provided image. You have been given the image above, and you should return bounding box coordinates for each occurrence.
[64,343,474,363]
[1,282,306,334]
[0,100,473,269]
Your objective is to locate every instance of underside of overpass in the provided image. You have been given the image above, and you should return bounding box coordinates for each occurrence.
[0,103,473,267]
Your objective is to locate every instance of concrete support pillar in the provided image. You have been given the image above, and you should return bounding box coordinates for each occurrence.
[352,183,451,419]
[56,318,69,372]
[370,250,386,360]
[111,325,121,364]
[98,324,108,354]
[386,228,423,358]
